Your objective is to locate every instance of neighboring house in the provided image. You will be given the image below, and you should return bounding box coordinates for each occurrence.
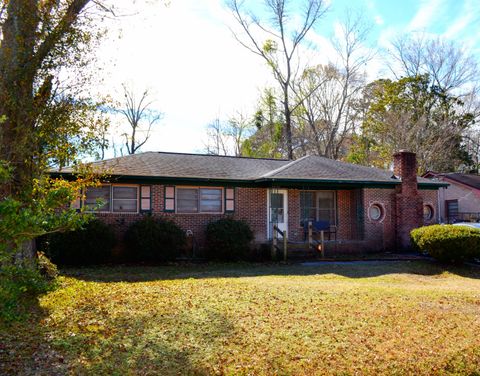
[52,150,445,255]
[422,172,480,223]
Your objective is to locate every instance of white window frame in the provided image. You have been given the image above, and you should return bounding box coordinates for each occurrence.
[84,184,139,214]
[368,202,385,222]
[175,186,224,214]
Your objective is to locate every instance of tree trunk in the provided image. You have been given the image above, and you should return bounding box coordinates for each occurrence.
[284,91,293,160]
[14,239,37,266]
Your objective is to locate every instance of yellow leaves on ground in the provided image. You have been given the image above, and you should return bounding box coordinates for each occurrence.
[4,261,480,375]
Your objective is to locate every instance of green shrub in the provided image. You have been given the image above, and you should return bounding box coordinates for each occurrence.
[0,265,55,322]
[206,218,254,261]
[36,251,58,280]
[410,225,431,253]
[42,219,116,266]
[124,216,186,262]
[411,224,480,263]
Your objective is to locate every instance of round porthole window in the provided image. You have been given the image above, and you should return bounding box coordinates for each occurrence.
[423,205,434,221]
[369,204,383,221]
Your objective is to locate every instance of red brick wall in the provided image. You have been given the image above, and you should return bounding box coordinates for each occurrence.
[420,189,439,225]
[363,188,396,252]
[95,182,439,254]
[99,185,268,247]
[234,188,267,242]
[337,190,356,240]
[394,151,418,194]
[393,151,423,249]
[287,189,302,241]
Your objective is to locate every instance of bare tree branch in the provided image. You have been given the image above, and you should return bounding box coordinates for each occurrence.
[117,84,163,154]
[387,33,479,94]
[293,12,373,159]
[227,0,328,159]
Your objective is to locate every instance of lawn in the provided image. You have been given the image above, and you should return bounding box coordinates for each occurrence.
[2,261,480,375]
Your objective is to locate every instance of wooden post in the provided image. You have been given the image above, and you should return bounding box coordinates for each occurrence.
[271,225,277,260]
[320,230,325,258]
[308,221,313,250]
[283,230,287,262]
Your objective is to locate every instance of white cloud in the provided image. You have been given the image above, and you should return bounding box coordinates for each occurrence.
[443,0,477,39]
[444,14,472,38]
[364,0,383,26]
[407,0,444,31]
[374,15,384,25]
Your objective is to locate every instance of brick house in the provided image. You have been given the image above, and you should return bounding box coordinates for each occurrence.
[53,150,445,255]
[422,172,480,223]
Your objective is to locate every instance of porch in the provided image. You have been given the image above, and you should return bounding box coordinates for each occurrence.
[267,187,394,259]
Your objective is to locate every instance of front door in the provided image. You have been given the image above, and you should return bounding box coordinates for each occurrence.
[268,189,288,239]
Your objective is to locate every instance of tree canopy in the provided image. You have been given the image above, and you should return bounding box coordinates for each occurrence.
[0,0,110,194]
[347,75,475,172]
[0,0,112,262]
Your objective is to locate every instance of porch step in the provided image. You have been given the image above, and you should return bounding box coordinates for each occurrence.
[272,241,321,260]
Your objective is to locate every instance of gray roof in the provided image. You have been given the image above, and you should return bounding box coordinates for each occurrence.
[59,152,288,180]
[443,173,480,190]
[260,155,397,182]
[55,151,443,187]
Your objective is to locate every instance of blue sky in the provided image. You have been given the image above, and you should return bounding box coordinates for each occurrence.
[334,0,478,45]
[96,0,479,157]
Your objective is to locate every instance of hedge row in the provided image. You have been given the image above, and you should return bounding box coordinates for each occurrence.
[411,224,480,263]
[40,216,256,265]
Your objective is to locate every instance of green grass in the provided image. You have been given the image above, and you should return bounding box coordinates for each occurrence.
[2,261,480,375]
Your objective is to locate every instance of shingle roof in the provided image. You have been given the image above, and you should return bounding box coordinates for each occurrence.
[59,152,289,180]
[444,173,480,190]
[55,151,443,187]
[260,155,397,182]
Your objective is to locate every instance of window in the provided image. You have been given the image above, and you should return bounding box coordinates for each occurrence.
[300,191,336,226]
[84,185,139,213]
[369,204,383,221]
[200,188,222,212]
[177,188,198,213]
[423,204,434,221]
[177,187,222,213]
[317,191,335,223]
[270,192,285,223]
[85,185,111,211]
[112,186,138,213]
[300,191,316,225]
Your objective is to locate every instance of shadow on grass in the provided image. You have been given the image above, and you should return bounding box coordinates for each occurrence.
[0,298,70,376]
[1,297,231,375]
[44,308,232,375]
[63,259,480,283]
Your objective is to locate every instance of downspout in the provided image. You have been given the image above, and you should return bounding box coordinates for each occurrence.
[437,187,442,223]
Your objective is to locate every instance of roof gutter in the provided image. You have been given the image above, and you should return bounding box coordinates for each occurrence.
[50,172,448,190]
[256,177,400,189]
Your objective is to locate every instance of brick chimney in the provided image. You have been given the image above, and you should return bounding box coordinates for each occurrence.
[393,150,423,250]
[393,150,418,195]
